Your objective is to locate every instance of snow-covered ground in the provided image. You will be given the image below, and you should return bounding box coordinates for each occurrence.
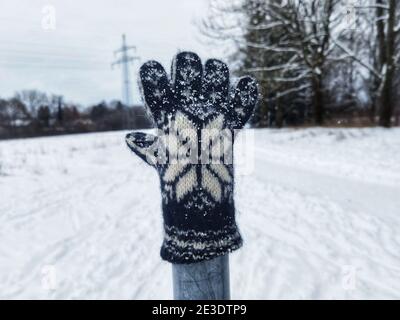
[0,128,399,299]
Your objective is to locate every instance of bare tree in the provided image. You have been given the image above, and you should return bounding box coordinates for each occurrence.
[201,0,400,127]
[14,90,48,117]
[332,0,399,127]
[0,97,29,136]
[377,0,398,127]
[201,0,355,126]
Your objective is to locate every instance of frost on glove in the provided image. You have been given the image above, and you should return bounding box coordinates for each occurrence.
[126,52,258,264]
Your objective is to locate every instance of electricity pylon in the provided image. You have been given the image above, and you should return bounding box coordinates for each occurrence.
[112,34,139,106]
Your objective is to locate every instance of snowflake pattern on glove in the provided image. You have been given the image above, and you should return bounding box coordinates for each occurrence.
[125,52,258,263]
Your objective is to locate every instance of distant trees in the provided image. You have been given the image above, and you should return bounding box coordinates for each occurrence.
[0,90,152,139]
[37,105,50,127]
[0,97,30,135]
[14,90,48,117]
[201,0,400,127]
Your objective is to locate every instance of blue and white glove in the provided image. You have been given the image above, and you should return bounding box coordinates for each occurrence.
[126,52,258,263]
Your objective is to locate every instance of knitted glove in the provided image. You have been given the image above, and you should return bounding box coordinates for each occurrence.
[126,52,258,264]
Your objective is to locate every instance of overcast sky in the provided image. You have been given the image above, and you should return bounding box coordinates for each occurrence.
[0,0,222,106]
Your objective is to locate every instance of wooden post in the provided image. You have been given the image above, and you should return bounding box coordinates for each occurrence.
[172,254,230,300]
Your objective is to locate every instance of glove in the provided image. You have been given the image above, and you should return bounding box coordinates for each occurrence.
[126,52,258,264]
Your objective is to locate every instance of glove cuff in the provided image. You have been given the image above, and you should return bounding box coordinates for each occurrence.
[160,223,243,264]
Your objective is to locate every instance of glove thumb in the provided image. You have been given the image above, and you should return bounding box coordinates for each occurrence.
[125,132,159,167]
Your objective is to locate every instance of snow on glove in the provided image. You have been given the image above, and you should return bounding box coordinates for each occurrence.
[126,52,258,264]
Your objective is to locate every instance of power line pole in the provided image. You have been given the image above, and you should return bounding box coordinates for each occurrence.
[112,34,139,106]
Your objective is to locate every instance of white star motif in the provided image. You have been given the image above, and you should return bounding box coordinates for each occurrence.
[182,88,191,100]
[153,89,163,99]
[239,91,251,106]
[209,91,219,104]
[180,67,200,83]
[147,70,164,85]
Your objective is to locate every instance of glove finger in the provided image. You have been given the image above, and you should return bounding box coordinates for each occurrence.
[139,61,173,125]
[230,76,258,129]
[172,52,202,107]
[203,59,229,114]
[125,132,159,167]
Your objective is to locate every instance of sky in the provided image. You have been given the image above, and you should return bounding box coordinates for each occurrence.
[0,0,223,106]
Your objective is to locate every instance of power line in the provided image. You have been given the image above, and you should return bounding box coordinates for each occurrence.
[0,63,105,70]
[0,53,109,64]
[111,34,139,106]
[0,39,112,53]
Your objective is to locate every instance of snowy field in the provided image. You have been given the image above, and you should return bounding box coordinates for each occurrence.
[0,128,399,299]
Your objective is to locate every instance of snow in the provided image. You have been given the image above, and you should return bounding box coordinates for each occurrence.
[0,128,399,299]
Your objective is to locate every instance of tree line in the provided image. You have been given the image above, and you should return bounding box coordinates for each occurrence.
[0,90,152,139]
[201,0,400,127]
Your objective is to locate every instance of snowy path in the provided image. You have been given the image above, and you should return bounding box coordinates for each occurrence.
[0,128,399,299]
[255,147,399,219]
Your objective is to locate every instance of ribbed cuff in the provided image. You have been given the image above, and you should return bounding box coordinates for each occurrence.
[160,224,243,264]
